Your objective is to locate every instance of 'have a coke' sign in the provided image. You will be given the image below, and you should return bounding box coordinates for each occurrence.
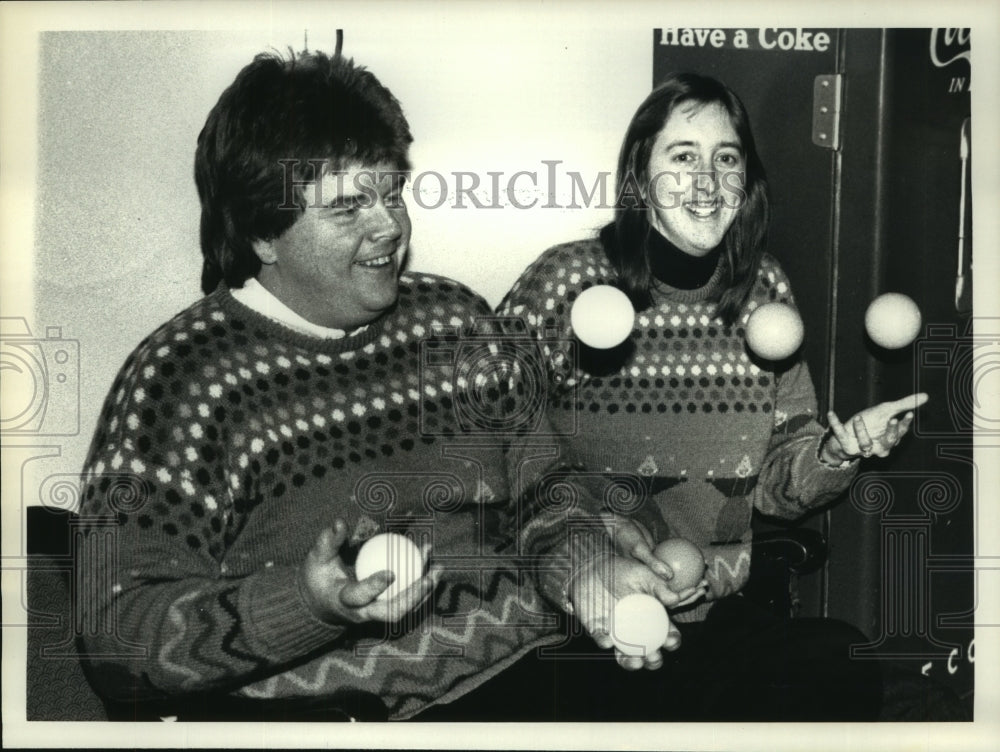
[658,28,833,52]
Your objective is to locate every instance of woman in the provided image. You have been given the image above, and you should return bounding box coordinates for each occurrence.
[494,72,926,720]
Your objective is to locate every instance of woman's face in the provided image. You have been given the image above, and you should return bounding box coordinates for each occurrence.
[645,101,745,257]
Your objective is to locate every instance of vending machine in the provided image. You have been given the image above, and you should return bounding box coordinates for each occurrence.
[654,27,974,710]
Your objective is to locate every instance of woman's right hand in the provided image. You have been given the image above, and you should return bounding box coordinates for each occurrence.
[602,513,670,576]
[601,513,709,608]
[300,520,437,626]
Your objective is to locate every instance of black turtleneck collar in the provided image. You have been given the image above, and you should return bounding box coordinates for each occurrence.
[647,228,722,290]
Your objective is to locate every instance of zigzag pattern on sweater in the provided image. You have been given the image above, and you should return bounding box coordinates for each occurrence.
[159,589,207,688]
[705,548,752,593]
[218,586,268,673]
[239,586,547,700]
[379,627,547,717]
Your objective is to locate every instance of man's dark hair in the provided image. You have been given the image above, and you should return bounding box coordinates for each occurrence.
[194,50,413,294]
[600,72,769,325]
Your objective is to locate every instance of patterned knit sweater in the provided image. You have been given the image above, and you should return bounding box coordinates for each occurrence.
[498,239,858,622]
[77,272,587,719]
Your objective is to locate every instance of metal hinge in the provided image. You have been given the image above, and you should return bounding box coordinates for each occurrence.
[812,74,843,150]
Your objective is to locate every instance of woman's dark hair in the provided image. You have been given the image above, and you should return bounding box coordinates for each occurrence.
[194,50,413,294]
[599,72,769,325]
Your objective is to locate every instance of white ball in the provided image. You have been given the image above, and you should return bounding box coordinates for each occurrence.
[354,533,424,601]
[865,293,922,349]
[610,593,670,657]
[745,302,804,361]
[570,285,635,349]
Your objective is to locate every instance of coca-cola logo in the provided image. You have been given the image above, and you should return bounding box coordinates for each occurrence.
[930,28,971,69]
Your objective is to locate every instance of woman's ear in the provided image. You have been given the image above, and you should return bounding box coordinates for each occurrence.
[252,238,277,265]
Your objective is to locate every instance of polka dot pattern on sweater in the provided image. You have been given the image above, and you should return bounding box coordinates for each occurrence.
[504,242,787,416]
[498,238,852,613]
[80,275,499,554]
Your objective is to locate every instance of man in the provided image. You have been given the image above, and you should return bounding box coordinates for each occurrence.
[76,49,676,722]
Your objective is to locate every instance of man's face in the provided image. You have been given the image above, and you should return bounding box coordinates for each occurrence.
[254,162,410,330]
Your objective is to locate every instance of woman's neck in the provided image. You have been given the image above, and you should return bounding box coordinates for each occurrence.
[647,229,722,290]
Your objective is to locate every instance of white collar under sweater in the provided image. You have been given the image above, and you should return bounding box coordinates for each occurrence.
[230,277,368,340]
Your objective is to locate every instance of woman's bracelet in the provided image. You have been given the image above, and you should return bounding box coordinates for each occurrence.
[817,429,855,469]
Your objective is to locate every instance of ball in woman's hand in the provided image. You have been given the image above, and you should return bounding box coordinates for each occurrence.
[744,302,804,361]
[354,532,425,601]
[653,537,706,592]
[610,593,670,657]
[570,285,635,349]
[865,293,922,349]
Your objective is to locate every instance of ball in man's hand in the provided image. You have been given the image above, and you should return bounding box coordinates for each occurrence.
[354,532,424,601]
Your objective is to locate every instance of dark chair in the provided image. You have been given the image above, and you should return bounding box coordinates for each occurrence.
[26,506,108,721]
[743,526,827,618]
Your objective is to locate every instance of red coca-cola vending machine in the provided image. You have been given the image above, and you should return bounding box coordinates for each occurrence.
[654,28,974,713]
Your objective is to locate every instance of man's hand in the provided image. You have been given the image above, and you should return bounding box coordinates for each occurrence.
[300,521,437,626]
[568,553,685,671]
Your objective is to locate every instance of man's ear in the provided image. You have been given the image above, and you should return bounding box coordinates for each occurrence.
[252,238,278,265]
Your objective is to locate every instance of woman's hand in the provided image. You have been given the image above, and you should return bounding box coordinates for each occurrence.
[300,521,437,626]
[601,514,709,608]
[822,392,929,465]
[601,513,670,578]
[568,554,683,671]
